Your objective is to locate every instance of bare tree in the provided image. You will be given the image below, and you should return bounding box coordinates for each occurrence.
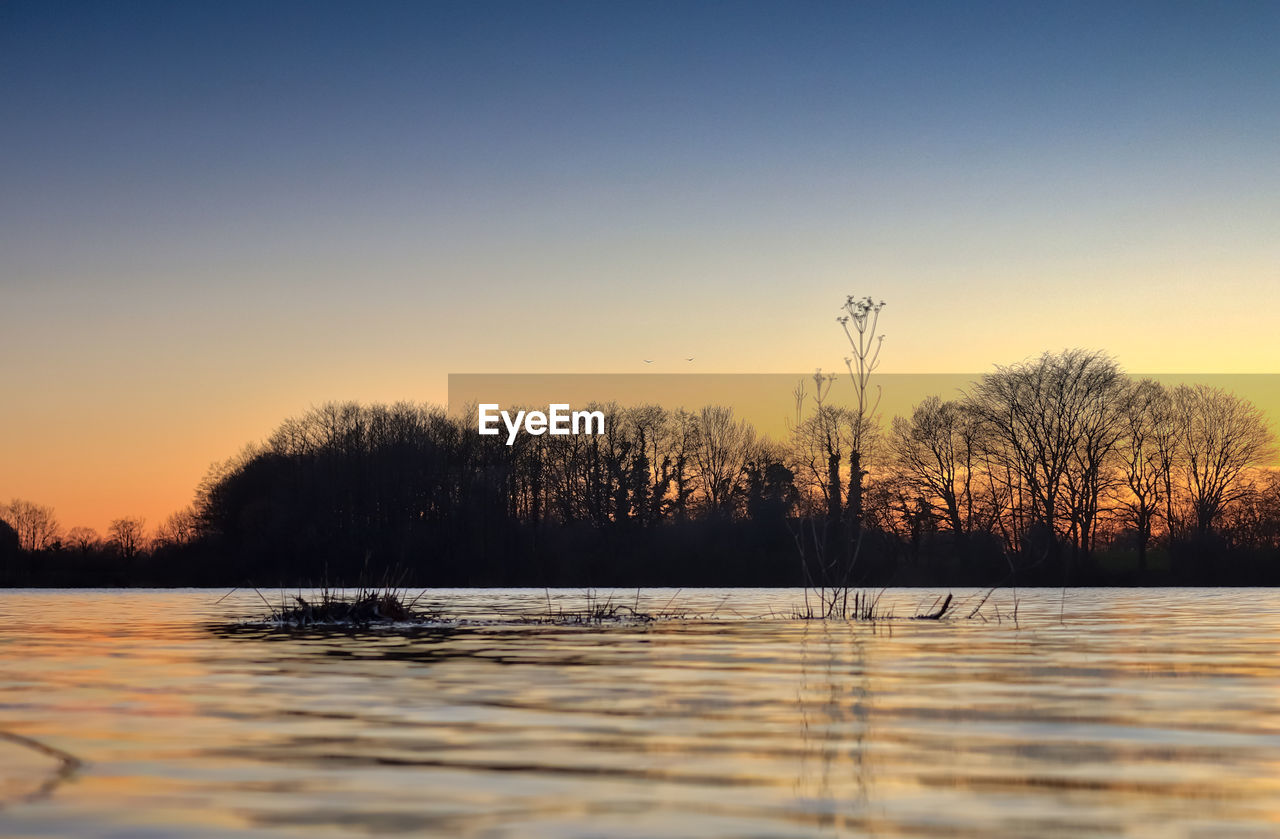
[966,349,1126,574]
[627,404,676,526]
[788,370,850,521]
[1221,470,1280,550]
[1171,384,1276,535]
[1111,379,1173,571]
[890,396,978,536]
[666,408,699,522]
[0,499,62,551]
[1059,354,1129,560]
[692,405,758,517]
[65,526,102,553]
[108,517,148,560]
[155,509,199,547]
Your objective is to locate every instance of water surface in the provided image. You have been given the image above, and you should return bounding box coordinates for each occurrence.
[2,588,1278,837]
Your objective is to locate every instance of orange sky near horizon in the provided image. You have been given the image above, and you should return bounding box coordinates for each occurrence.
[5,359,1280,538]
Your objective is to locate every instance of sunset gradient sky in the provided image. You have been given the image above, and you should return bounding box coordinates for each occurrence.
[2,1,1278,534]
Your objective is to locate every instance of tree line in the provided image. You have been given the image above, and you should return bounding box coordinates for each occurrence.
[879,350,1276,583]
[3,347,1277,587]
[0,500,195,586]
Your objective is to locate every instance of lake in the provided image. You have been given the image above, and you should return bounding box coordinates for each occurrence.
[2,588,1278,837]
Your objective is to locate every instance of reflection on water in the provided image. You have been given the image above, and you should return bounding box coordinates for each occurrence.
[2,588,1280,837]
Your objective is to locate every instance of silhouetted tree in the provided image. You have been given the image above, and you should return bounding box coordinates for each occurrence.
[795,405,854,522]
[65,526,102,553]
[1171,384,1275,536]
[1112,379,1173,572]
[0,498,61,552]
[692,405,757,517]
[1222,471,1280,551]
[0,519,19,578]
[1058,352,1128,564]
[108,517,148,560]
[890,396,977,536]
[966,349,1125,580]
[155,509,199,547]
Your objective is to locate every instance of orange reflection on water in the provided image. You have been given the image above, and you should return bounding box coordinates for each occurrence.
[2,588,1280,837]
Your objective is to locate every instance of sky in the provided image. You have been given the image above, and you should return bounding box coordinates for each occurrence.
[2,0,1278,534]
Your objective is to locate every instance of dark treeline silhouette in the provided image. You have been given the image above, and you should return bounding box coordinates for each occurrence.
[183,400,801,586]
[3,349,1278,588]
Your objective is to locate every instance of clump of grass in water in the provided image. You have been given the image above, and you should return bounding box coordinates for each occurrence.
[257,586,433,627]
[788,589,1019,624]
[791,588,894,621]
[534,589,700,625]
[548,601,657,625]
[538,589,654,625]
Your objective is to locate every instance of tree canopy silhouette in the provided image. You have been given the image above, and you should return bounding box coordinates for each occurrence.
[3,351,1278,588]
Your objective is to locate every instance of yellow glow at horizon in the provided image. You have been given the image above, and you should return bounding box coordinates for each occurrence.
[3,226,1278,535]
